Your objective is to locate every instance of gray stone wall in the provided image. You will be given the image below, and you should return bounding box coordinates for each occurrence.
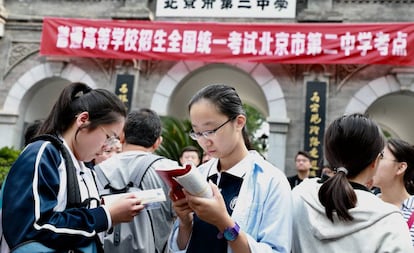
[1,0,414,174]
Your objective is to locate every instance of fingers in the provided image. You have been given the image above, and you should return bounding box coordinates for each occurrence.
[132,203,144,217]
[210,182,220,196]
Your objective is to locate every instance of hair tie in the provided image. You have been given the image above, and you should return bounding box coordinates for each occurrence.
[336,167,348,175]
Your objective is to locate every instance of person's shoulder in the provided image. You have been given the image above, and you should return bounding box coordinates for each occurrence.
[287,174,297,180]
[24,139,62,160]
[96,152,122,169]
[249,151,277,171]
[403,195,414,208]
[249,153,291,185]
[291,178,322,209]
[353,190,401,216]
[152,155,179,168]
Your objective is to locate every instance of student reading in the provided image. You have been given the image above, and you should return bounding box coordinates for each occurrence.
[168,84,293,253]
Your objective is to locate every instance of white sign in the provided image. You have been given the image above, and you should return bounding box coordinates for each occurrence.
[156,0,296,18]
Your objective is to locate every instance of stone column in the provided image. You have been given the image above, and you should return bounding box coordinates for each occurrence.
[267,118,290,174]
[0,0,7,38]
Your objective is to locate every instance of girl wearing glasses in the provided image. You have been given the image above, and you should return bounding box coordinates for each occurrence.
[1,82,143,252]
[372,138,414,246]
[291,113,412,252]
[168,84,293,253]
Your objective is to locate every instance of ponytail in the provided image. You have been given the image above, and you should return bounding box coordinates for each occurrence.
[318,168,357,222]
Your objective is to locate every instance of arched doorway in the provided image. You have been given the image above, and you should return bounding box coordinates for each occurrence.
[345,74,414,143]
[1,62,96,148]
[150,61,290,171]
[368,92,414,143]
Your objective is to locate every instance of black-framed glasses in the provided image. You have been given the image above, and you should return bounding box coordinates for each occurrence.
[189,117,235,140]
[100,126,120,147]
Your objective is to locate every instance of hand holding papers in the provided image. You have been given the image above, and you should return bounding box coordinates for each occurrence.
[102,188,166,209]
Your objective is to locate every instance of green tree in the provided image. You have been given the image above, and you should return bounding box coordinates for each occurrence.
[155,116,201,162]
[243,103,266,153]
[0,146,21,184]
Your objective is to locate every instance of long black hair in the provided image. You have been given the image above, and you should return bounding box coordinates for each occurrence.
[318,113,384,222]
[38,82,127,137]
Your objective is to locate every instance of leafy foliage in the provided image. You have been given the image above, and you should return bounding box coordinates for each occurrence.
[0,146,21,185]
[243,103,266,153]
[155,116,201,162]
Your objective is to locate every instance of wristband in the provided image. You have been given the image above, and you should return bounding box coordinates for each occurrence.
[217,222,240,241]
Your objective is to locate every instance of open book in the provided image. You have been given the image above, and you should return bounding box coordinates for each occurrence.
[155,164,213,200]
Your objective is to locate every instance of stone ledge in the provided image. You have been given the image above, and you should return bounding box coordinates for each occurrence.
[0,111,18,124]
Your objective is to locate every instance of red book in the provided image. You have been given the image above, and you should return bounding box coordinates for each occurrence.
[155,164,213,201]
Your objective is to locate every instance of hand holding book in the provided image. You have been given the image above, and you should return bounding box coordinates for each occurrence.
[155,164,213,201]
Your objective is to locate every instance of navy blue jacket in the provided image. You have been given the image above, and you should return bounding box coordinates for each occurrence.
[2,140,108,250]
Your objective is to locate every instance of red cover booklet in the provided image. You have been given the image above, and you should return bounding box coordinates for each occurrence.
[155,164,213,201]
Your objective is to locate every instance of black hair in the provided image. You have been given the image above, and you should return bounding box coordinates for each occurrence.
[37,82,127,137]
[180,146,201,158]
[24,119,44,146]
[318,113,384,222]
[295,150,312,161]
[123,108,162,148]
[386,138,414,195]
[188,84,252,149]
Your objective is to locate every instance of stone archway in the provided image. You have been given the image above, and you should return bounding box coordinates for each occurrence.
[150,61,290,171]
[344,75,401,114]
[4,62,96,113]
[1,62,96,147]
[345,73,414,144]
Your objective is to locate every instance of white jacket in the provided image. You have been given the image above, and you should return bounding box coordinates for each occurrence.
[292,178,413,253]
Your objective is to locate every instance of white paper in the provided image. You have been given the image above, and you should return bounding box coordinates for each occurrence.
[174,167,213,198]
[102,188,166,207]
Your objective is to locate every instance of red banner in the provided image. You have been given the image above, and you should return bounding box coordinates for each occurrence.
[40,17,414,66]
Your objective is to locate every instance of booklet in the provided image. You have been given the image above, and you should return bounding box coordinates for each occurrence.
[102,188,166,208]
[155,164,213,200]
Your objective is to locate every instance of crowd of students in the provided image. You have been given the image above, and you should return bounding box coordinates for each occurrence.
[1,82,413,253]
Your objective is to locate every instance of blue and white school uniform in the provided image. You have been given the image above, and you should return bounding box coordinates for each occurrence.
[169,151,293,253]
[0,138,111,251]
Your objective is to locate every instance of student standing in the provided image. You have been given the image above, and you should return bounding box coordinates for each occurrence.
[373,138,414,246]
[95,108,178,253]
[287,150,313,189]
[168,84,293,253]
[0,82,143,252]
[291,113,412,252]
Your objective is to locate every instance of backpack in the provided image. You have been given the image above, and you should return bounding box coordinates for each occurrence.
[0,134,102,253]
[94,153,167,253]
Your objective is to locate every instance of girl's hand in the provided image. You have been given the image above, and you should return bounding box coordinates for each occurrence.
[108,193,144,225]
[185,182,232,230]
[169,190,194,227]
